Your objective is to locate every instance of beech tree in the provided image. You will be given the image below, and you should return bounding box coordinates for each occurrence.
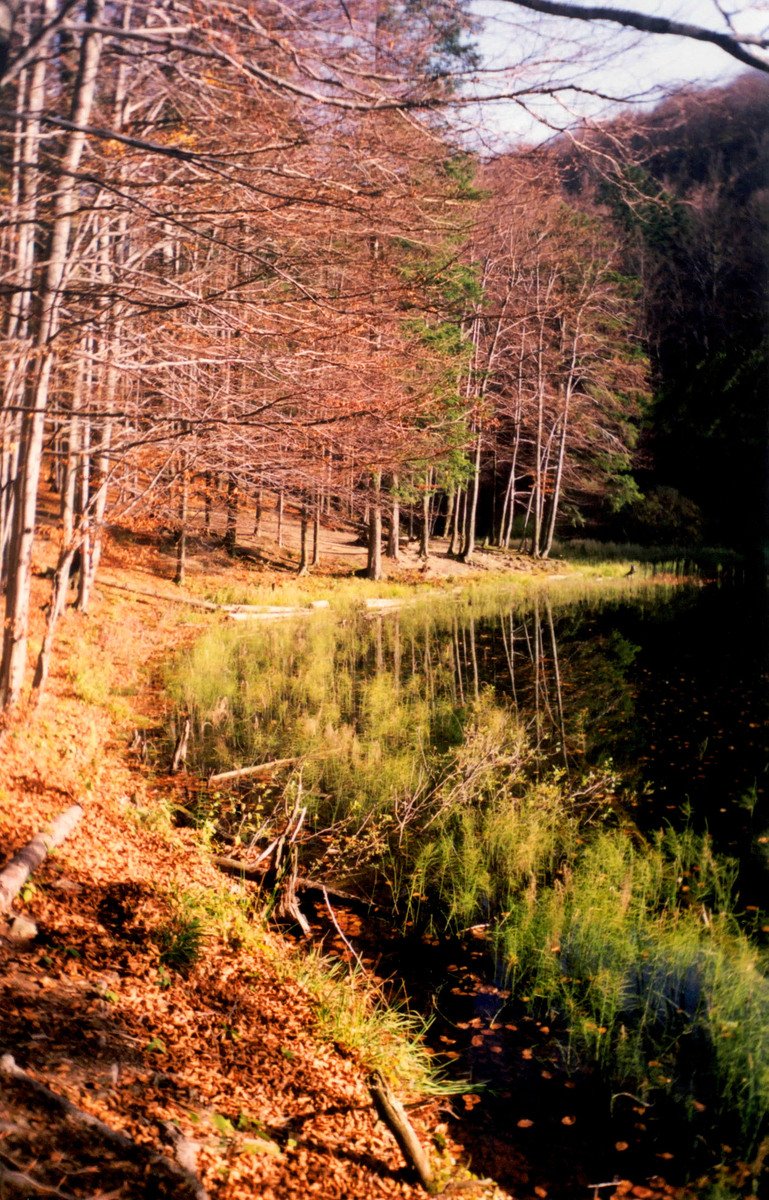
[1,0,765,710]
[0,0,480,703]
[501,2,769,77]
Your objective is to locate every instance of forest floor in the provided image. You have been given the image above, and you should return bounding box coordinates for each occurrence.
[0,500,686,1200]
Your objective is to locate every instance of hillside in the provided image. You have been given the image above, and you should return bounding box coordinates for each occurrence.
[0,509,528,1200]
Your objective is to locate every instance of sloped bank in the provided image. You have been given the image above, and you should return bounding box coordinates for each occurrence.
[0,569,506,1200]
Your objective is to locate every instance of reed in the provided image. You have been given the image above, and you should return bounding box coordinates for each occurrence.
[494,828,769,1151]
[163,583,769,1152]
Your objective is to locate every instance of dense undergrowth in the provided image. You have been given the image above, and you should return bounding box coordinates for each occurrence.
[163,583,769,1163]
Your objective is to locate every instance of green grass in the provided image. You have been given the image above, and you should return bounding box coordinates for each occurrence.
[553,538,744,576]
[161,578,769,1154]
[188,561,667,613]
[156,902,207,974]
[289,949,441,1093]
[189,574,450,612]
[493,827,769,1152]
[69,658,114,706]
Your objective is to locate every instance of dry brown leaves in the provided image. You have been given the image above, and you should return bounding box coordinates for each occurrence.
[0,554,481,1200]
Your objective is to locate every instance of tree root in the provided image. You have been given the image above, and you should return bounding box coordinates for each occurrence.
[0,1056,208,1200]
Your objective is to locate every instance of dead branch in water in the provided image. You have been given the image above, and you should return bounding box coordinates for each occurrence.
[368,1069,434,1192]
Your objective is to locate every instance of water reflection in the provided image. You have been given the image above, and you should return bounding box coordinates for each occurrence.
[364,583,769,896]
[171,581,769,891]
[440,587,768,885]
[167,580,769,1189]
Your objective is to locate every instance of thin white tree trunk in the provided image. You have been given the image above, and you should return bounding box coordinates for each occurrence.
[1,0,104,708]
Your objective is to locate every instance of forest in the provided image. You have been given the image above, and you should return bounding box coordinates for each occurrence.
[0,0,767,709]
[1,5,769,1200]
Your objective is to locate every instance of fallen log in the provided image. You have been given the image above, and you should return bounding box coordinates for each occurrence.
[213,855,365,908]
[0,1055,208,1200]
[368,1070,434,1192]
[0,806,83,915]
[208,757,299,785]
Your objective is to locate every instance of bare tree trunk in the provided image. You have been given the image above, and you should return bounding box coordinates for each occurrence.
[81,405,113,609]
[31,348,86,694]
[224,475,237,556]
[277,487,285,548]
[519,485,536,554]
[498,463,514,546]
[461,429,482,563]
[311,493,321,568]
[386,474,400,560]
[449,488,464,557]
[443,487,455,540]
[297,499,310,575]
[366,471,382,581]
[175,452,189,586]
[0,2,54,589]
[75,410,92,611]
[204,474,212,533]
[1,1,104,709]
[253,484,263,538]
[544,334,579,559]
[419,472,431,560]
[543,400,570,559]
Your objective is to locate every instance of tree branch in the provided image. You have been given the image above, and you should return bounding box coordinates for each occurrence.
[503,0,769,74]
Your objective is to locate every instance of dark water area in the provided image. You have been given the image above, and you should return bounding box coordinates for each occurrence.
[343,582,769,1196]
[172,579,769,1196]
[470,583,769,902]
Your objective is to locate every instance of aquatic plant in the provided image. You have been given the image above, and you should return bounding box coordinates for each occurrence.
[163,583,769,1154]
[493,827,769,1151]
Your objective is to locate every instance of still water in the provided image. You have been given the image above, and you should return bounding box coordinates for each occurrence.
[466,584,769,896]
[168,579,769,1195]
[169,578,769,924]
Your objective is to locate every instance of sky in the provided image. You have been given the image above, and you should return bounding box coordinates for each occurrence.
[463,0,769,147]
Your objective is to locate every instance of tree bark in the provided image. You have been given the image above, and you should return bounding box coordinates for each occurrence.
[297,499,310,575]
[175,453,189,585]
[419,472,431,560]
[311,494,321,567]
[366,471,382,581]
[224,475,237,556]
[461,429,482,562]
[0,805,83,914]
[386,474,400,560]
[0,0,104,709]
[277,487,285,548]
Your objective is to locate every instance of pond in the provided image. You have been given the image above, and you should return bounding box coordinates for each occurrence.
[166,579,769,1195]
